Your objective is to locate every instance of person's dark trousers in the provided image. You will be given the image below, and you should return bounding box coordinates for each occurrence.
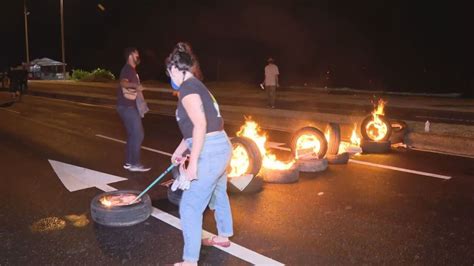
[116,105,144,166]
[266,85,276,107]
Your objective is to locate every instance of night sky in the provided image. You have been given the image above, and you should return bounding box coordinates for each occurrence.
[2,0,473,94]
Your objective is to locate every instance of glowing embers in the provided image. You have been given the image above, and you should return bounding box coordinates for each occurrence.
[30,217,66,232]
[99,193,140,207]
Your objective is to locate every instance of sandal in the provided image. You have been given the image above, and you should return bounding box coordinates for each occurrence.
[202,236,231,248]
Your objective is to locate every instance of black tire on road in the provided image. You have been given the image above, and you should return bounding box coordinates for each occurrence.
[230,136,263,177]
[326,152,349,164]
[260,165,299,183]
[290,127,328,159]
[297,158,328,172]
[90,190,152,227]
[360,114,392,141]
[389,119,408,144]
[360,139,391,154]
[167,186,183,206]
[326,123,341,155]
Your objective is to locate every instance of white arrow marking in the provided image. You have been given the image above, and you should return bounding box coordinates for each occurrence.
[229,174,254,191]
[50,159,283,265]
[49,160,127,192]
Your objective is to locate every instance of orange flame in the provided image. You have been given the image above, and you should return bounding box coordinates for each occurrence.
[99,197,112,207]
[295,134,322,159]
[350,123,361,146]
[374,99,386,116]
[365,99,388,141]
[236,119,294,170]
[229,144,250,177]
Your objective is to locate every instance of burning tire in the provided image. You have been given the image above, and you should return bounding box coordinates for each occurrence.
[260,164,299,183]
[90,190,152,227]
[297,158,328,172]
[229,136,262,177]
[326,123,341,155]
[360,139,391,153]
[227,136,264,193]
[326,152,349,164]
[361,114,392,142]
[389,119,408,144]
[290,127,328,159]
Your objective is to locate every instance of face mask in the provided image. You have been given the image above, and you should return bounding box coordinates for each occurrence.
[170,79,180,90]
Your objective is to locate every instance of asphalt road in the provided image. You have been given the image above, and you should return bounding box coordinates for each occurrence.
[1,95,473,265]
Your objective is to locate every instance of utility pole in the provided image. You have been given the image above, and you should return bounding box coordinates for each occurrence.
[60,0,66,79]
[23,0,30,64]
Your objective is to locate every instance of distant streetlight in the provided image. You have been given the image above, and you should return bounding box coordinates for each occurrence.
[24,0,30,64]
[60,0,66,79]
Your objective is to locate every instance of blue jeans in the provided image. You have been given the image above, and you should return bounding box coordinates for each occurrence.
[116,105,144,165]
[180,131,233,262]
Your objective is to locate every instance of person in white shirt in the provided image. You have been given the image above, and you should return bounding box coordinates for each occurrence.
[263,57,279,108]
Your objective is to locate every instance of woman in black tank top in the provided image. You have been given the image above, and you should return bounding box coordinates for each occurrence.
[165,42,234,266]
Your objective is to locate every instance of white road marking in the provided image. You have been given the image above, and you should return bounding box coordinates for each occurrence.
[96,134,173,156]
[150,208,283,265]
[76,102,115,109]
[266,141,452,180]
[0,108,20,114]
[348,159,452,180]
[50,159,283,265]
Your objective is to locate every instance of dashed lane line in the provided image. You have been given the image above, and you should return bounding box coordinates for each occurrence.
[0,108,20,114]
[267,141,452,180]
[348,159,452,180]
[96,134,173,157]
